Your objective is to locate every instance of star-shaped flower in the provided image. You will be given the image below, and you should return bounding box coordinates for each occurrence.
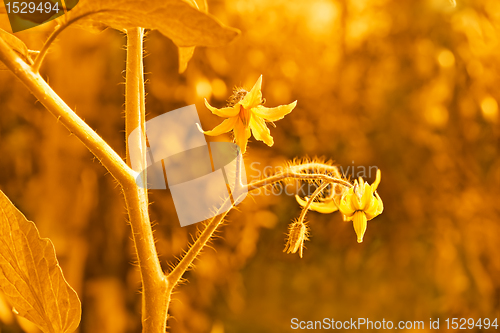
[197,75,297,153]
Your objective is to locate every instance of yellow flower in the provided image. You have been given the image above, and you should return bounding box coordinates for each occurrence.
[197,75,297,153]
[284,220,310,258]
[338,169,384,243]
[295,170,383,243]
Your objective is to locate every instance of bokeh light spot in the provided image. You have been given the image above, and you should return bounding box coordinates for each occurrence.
[211,79,228,100]
[437,49,455,68]
[196,80,212,98]
[480,96,498,123]
[425,105,449,127]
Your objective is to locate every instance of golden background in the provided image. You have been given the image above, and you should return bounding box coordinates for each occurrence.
[0,0,499,332]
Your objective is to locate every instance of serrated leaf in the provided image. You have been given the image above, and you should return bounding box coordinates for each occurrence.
[0,190,81,333]
[0,28,29,70]
[68,0,240,47]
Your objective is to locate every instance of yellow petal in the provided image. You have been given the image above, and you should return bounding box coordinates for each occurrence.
[233,119,251,153]
[253,101,297,121]
[353,211,368,243]
[364,198,379,220]
[197,117,237,136]
[339,188,356,216]
[371,169,381,192]
[374,192,384,215]
[205,99,240,117]
[295,195,339,214]
[365,193,383,220]
[241,75,263,109]
[249,115,274,146]
[360,183,373,210]
[350,187,363,210]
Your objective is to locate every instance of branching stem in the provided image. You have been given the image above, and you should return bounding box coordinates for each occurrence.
[124,28,168,333]
[165,167,352,296]
[1,27,169,333]
[0,37,132,185]
[1,30,354,333]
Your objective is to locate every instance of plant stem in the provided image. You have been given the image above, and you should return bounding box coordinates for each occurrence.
[1,29,169,333]
[246,172,352,192]
[0,37,132,185]
[167,197,233,291]
[2,33,354,330]
[124,28,168,333]
[297,182,329,222]
[166,168,351,294]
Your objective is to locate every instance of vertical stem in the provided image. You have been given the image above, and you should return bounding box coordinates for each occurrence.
[124,28,169,333]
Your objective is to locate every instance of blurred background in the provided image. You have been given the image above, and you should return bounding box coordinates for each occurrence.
[1,0,499,332]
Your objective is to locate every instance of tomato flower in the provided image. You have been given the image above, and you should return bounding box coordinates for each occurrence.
[338,169,384,243]
[197,75,297,153]
[296,170,384,243]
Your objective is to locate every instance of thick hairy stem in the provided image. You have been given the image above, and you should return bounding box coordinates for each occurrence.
[1,29,168,333]
[0,37,132,185]
[124,28,168,333]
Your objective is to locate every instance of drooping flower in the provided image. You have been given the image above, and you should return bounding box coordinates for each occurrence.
[197,75,297,153]
[338,169,383,243]
[296,170,384,243]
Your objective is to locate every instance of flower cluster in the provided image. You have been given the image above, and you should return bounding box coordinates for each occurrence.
[295,169,383,249]
[198,75,384,258]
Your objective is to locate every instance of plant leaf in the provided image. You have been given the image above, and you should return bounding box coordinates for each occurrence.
[0,28,29,70]
[0,190,81,333]
[178,46,195,73]
[177,0,209,73]
[67,0,240,47]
